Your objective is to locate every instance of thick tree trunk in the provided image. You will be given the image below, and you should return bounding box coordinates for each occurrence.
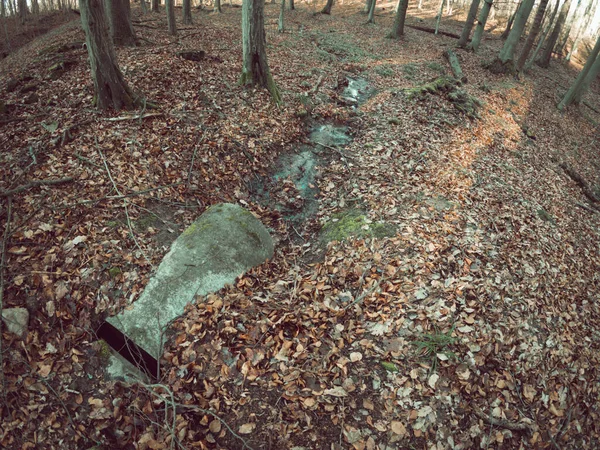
[31,0,39,14]
[500,0,520,39]
[524,0,558,71]
[182,0,192,23]
[536,0,572,67]
[240,0,281,103]
[79,0,140,110]
[388,0,409,38]
[214,0,221,12]
[457,0,480,48]
[575,53,600,103]
[17,0,28,20]
[490,0,535,71]
[151,0,159,11]
[321,0,333,14]
[558,35,600,110]
[367,0,375,23]
[278,0,284,32]
[105,0,138,47]
[166,0,176,34]
[515,0,548,71]
[468,0,492,52]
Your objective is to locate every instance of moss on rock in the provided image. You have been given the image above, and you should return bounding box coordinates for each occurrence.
[322,210,396,242]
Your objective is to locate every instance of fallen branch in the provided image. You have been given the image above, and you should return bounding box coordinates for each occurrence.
[60,119,94,146]
[443,49,466,83]
[0,177,74,197]
[406,24,460,39]
[104,112,163,122]
[308,74,325,95]
[473,406,533,433]
[559,163,600,204]
[583,100,600,114]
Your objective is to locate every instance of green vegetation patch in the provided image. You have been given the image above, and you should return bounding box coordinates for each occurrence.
[406,77,482,119]
[313,31,379,63]
[321,209,396,243]
[374,64,395,77]
[413,326,457,373]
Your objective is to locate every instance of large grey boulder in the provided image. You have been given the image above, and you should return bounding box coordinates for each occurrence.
[107,203,274,360]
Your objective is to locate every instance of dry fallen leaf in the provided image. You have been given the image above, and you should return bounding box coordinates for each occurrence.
[238,423,256,434]
[390,421,406,436]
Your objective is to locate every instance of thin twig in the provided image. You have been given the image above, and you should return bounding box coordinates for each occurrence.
[473,405,533,433]
[40,378,76,430]
[0,177,74,197]
[0,197,12,398]
[343,276,386,310]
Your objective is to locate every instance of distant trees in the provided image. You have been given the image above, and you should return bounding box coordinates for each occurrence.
[214,0,222,13]
[79,0,141,110]
[457,0,480,48]
[278,0,284,32]
[558,35,600,110]
[240,0,281,103]
[105,0,138,47]
[468,0,492,52]
[183,0,192,24]
[489,0,535,71]
[537,0,573,67]
[388,0,409,38]
[166,0,176,34]
[515,0,548,72]
[152,0,159,12]
[367,0,376,23]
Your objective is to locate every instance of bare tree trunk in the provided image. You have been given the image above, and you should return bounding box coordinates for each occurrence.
[151,0,159,11]
[140,0,148,13]
[556,0,580,56]
[367,0,375,23]
[182,0,192,22]
[418,0,423,9]
[289,0,293,9]
[558,34,600,110]
[575,52,600,103]
[363,0,371,13]
[388,0,409,38]
[79,0,141,110]
[17,0,28,20]
[166,0,176,34]
[566,0,597,62]
[468,0,492,51]
[457,0,480,48]
[31,0,39,14]
[321,0,333,14]
[515,0,548,71]
[278,0,284,31]
[106,0,138,46]
[524,0,559,71]
[491,0,535,71]
[434,0,444,34]
[214,0,221,12]
[536,0,572,67]
[240,0,281,103]
[445,0,451,15]
[500,1,519,39]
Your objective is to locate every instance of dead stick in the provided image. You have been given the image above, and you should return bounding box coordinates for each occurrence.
[473,405,532,432]
[0,197,12,398]
[0,177,74,197]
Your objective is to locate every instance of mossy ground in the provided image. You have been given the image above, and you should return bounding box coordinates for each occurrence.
[321,209,396,243]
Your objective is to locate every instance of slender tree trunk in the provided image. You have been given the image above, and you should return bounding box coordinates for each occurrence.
[468,0,492,52]
[524,0,559,71]
[363,0,371,13]
[166,0,176,34]
[214,0,221,12]
[79,0,140,110]
[31,0,39,14]
[418,0,423,9]
[240,0,281,103]
[556,0,580,56]
[151,0,159,11]
[106,0,138,46]
[457,0,480,48]
[17,0,28,20]
[515,0,548,71]
[278,0,284,31]
[289,0,293,9]
[182,0,192,22]
[388,0,409,38]
[490,0,535,71]
[434,0,444,34]
[575,53,600,103]
[321,0,333,14]
[367,0,375,23]
[566,0,597,62]
[140,0,148,13]
[445,0,451,15]
[558,35,600,110]
[500,1,519,39]
[537,0,572,67]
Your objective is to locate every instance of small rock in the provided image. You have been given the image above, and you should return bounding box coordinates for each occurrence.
[2,307,29,338]
[177,50,206,62]
[24,93,39,104]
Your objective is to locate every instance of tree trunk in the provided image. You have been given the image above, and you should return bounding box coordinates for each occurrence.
[31,0,39,14]
[575,53,600,103]
[515,0,548,71]
[106,0,138,47]
[434,0,444,34]
[182,0,192,23]
[457,0,480,48]
[565,0,597,62]
[388,0,409,38]
[289,0,294,9]
[278,0,284,32]
[321,0,333,14]
[364,0,371,13]
[418,0,423,9]
[140,0,148,13]
[214,0,221,12]
[500,0,519,39]
[524,0,559,71]
[17,0,28,20]
[555,0,581,56]
[492,0,535,70]
[240,0,281,103]
[166,0,176,34]
[367,0,375,23]
[151,0,159,11]
[536,0,572,67]
[468,0,492,52]
[558,35,600,110]
[79,0,140,110]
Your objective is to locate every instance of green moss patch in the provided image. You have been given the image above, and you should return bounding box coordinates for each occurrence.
[321,210,396,242]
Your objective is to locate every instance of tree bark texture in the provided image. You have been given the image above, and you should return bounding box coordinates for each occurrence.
[278,0,284,32]
[501,0,520,39]
[166,0,176,34]
[214,0,222,13]
[364,0,371,13]
[151,0,159,12]
[289,0,293,9]
[105,0,137,47]
[17,0,28,19]
[182,0,192,23]
[556,0,581,55]
[444,49,466,82]
[496,0,535,66]
[321,0,333,14]
[515,0,548,71]
[367,0,375,23]
[140,0,148,13]
[524,0,559,71]
[468,0,492,52]
[388,0,409,38]
[434,0,444,34]
[537,0,572,67]
[559,35,600,110]
[457,0,480,48]
[79,0,139,110]
[240,0,281,103]
[575,53,600,103]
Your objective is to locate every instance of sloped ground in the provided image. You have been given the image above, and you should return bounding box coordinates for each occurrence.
[1,2,599,449]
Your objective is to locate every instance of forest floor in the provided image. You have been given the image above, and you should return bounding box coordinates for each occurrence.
[1,2,600,449]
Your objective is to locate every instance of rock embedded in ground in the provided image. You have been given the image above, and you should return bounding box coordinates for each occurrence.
[2,307,29,338]
[106,203,274,361]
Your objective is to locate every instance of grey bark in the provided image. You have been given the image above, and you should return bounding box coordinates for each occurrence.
[468,0,492,52]
[444,49,466,82]
[17,0,28,19]
[496,0,535,67]
[364,0,371,13]
[500,0,520,39]
[183,0,192,23]
[566,0,598,62]
[556,0,581,55]
[434,0,444,34]
[289,0,293,9]
[278,0,284,32]
[515,0,549,71]
[558,34,600,110]
[105,0,137,47]
[240,0,281,103]
[524,0,559,71]
[388,0,409,38]
[537,0,572,67]
[367,0,375,23]
[166,0,176,34]
[321,0,333,14]
[575,53,600,103]
[79,0,140,110]
[140,0,148,13]
[214,0,222,13]
[457,0,480,48]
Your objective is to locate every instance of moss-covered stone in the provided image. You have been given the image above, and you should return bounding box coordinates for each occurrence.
[108,267,122,278]
[322,210,396,242]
